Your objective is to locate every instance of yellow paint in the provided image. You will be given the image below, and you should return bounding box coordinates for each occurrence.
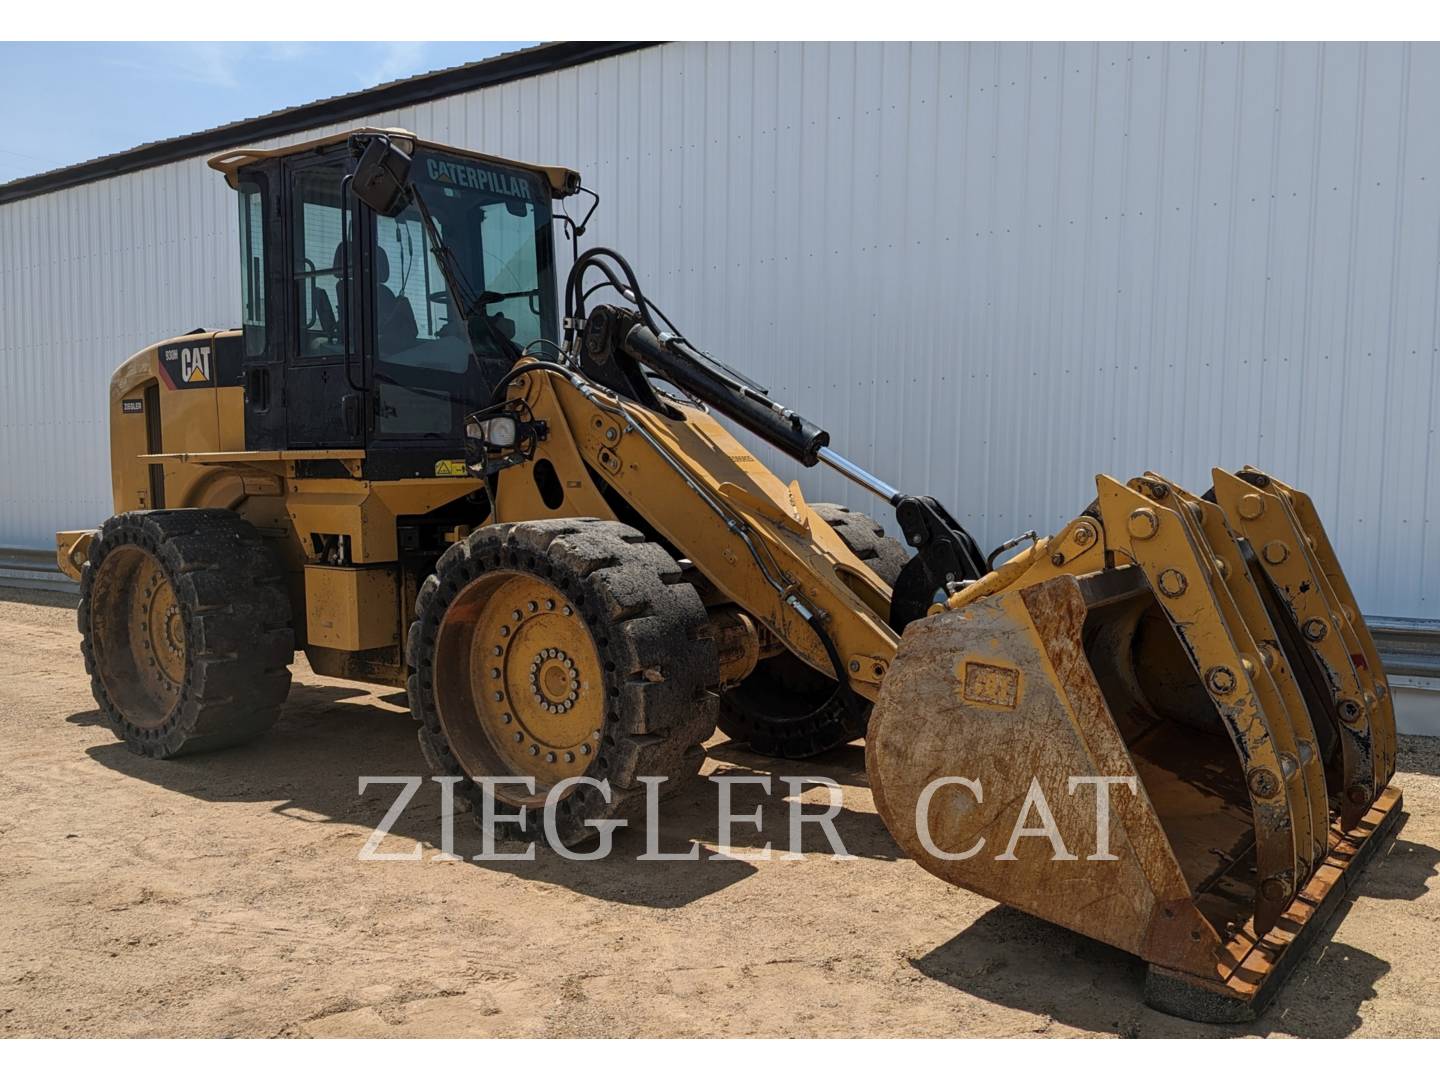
[303,565,400,651]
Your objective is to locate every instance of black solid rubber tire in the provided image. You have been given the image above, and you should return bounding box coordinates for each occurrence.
[406,518,721,848]
[78,509,294,758]
[812,503,909,587]
[717,503,907,759]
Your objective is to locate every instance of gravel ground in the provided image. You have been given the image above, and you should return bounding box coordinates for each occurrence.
[1,585,1436,1038]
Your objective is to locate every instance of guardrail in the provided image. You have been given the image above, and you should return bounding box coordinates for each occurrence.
[0,546,77,594]
[3,545,1438,674]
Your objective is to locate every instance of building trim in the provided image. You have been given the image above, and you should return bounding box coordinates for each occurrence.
[0,41,656,206]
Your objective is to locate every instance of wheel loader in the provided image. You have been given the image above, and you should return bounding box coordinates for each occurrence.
[56,128,1403,1022]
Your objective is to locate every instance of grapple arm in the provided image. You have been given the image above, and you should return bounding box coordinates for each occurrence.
[866,467,1402,1022]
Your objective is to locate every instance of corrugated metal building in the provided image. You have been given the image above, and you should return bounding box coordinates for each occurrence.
[2,41,1437,720]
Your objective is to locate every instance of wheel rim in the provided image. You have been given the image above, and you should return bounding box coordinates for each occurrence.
[92,546,185,728]
[433,571,603,804]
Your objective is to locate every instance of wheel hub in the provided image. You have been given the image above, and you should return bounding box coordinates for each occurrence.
[434,571,604,794]
[531,649,581,712]
[91,545,186,730]
[136,566,185,693]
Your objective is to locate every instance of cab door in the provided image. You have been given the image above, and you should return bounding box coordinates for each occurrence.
[283,152,368,449]
[236,168,286,451]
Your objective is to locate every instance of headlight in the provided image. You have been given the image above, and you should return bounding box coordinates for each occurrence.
[481,416,517,448]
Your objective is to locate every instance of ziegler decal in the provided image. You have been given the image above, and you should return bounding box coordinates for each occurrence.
[121,399,144,414]
[157,343,213,389]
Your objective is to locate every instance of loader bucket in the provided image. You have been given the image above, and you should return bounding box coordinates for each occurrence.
[866,469,1403,1022]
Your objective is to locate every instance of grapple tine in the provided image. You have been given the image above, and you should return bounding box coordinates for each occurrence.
[1211,469,1380,828]
[1096,477,1298,934]
[1249,470,1397,788]
[1137,473,1329,879]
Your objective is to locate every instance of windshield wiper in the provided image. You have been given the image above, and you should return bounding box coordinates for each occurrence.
[408,186,522,365]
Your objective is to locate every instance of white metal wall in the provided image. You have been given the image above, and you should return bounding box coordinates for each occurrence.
[3,42,1438,621]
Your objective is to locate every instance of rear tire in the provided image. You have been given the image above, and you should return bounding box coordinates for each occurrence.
[406,518,720,848]
[813,503,908,586]
[718,503,906,759]
[79,509,294,758]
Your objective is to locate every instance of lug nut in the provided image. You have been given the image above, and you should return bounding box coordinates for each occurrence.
[1338,698,1362,724]
[1302,618,1327,642]
[1262,540,1288,565]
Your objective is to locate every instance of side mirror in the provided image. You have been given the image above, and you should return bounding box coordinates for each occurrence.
[351,136,412,216]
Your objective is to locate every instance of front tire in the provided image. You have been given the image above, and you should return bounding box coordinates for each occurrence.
[79,509,294,758]
[717,503,907,759]
[406,519,720,847]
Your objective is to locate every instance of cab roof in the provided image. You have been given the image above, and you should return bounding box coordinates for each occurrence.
[206,127,582,199]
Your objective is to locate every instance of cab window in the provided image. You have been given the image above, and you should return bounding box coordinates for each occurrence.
[370,153,554,440]
[237,179,267,357]
[292,166,347,358]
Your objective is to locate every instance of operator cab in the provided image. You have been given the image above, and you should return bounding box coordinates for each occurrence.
[209,129,577,479]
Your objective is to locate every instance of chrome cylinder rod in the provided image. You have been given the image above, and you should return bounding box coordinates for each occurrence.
[816,446,901,504]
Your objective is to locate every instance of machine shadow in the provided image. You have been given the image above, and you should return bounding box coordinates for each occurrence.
[77,679,898,909]
[911,822,1437,1037]
[1395,735,1440,778]
[0,585,79,610]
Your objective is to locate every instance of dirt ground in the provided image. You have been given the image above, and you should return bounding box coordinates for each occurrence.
[0,585,1437,1039]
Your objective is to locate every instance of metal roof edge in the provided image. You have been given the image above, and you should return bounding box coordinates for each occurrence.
[0,41,657,207]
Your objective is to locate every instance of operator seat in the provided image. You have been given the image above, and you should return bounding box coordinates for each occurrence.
[332,242,419,354]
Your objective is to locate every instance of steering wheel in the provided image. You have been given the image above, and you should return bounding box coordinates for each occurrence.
[428,288,539,312]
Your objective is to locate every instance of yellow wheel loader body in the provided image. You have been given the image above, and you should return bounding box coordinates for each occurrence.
[56,127,1404,1023]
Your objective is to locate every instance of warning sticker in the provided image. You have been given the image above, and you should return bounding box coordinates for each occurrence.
[434,459,468,477]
